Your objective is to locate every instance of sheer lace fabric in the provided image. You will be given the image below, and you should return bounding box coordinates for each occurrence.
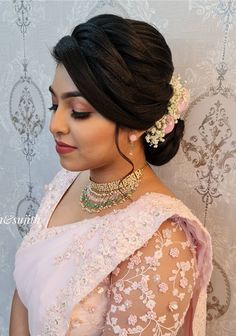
[13,168,213,336]
[104,220,198,336]
[68,220,198,336]
[65,275,111,336]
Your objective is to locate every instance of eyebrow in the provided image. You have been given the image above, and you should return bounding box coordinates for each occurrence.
[48,85,83,99]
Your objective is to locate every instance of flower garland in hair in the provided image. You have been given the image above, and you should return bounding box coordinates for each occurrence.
[145,75,190,148]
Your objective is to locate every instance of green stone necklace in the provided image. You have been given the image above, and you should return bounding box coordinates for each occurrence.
[80,165,147,213]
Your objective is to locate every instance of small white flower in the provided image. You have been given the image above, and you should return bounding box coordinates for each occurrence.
[158,315,166,323]
[146,299,156,309]
[169,247,180,258]
[111,317,118,325]
[180,261,191,271]
[131,281,139,290]
[128,314,137,326]
[145,75,189,148]
[114,293,123,304]
[147,310,157,319]
[111,305,117,313]
[158,282,169,293]
[180,277,188,288]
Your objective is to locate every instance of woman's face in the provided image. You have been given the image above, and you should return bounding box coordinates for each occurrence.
[49,64,129,172]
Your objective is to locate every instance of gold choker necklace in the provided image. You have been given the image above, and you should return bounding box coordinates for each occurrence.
[80,165,147,213]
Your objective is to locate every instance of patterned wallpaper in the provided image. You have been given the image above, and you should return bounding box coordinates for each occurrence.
[0,1,235,335]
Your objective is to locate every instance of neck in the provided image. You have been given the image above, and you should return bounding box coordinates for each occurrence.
[89,161,148,184]
[89,143,149,184]
[92,164,148,185]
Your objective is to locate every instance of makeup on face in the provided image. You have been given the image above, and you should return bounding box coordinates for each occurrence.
[49,84,92,155]
[48,85,92,119]
[55,144,77,154]
[49,65,117,172]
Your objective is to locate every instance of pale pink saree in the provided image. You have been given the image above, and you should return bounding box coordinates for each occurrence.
[13,168,213,336]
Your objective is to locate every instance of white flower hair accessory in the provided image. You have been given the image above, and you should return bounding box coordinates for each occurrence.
[145,75,190,148]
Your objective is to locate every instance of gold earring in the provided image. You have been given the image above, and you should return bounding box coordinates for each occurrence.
[129,134,137,156]
[129,142,135,156]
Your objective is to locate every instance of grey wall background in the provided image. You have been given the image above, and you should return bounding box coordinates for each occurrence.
[0,0,236,335]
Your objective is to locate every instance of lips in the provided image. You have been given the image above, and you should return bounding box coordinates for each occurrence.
[55,140,78,155]
[55,140,77,149]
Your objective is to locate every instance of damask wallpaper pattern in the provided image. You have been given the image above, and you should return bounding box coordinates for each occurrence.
[0,1,235,335]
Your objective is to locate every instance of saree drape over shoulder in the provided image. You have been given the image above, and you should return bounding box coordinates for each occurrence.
[13,168,213,336]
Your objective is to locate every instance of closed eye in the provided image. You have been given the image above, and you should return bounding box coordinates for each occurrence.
[48,104,90,119]
[48,104,58,112]
[71,111,90,119]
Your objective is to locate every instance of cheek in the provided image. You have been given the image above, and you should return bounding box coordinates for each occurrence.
[71,118,116,149]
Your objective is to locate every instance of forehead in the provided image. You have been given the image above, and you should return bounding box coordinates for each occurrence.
[52,63,78,92]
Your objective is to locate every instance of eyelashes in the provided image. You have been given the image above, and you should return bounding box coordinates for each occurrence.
[48,104,58,112]
[48,104,90,119]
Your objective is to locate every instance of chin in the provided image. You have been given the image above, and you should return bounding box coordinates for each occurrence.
[58,158,87,172]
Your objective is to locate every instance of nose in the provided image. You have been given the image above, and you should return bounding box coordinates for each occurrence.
[49,106,69,136]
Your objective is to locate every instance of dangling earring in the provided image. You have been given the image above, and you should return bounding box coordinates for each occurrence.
[129,134,137,156]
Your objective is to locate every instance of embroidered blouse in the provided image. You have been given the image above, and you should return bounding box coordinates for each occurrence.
[13,168,213,336]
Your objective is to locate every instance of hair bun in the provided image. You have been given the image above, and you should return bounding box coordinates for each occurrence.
[143,119,185,166]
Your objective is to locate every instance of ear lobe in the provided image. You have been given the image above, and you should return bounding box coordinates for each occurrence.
[129,130,146,141]
[129,134,138,142]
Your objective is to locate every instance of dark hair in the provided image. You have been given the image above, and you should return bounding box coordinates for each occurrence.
[51,13,184,168]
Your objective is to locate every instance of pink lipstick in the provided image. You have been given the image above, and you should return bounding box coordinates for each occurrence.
[55,141,78,154]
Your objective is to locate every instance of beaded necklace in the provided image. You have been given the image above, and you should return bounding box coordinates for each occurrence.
[80,165,147,213]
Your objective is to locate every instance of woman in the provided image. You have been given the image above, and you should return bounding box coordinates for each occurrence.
[10,14,213,336]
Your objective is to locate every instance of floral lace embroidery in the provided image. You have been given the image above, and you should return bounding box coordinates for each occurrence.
[15,168,212,336]
[65,276,111,336]
[40,208,201,336]
[19,168,79,248]
[104,222,198,336]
